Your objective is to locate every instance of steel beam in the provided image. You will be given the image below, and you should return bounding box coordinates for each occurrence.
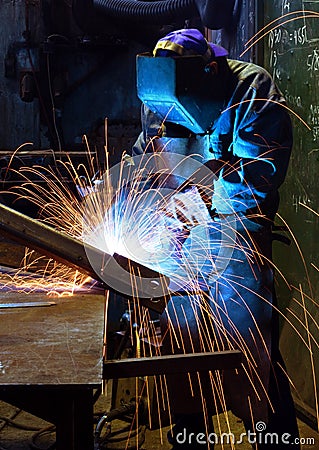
[0,203,170,312]
[104,350,243,379]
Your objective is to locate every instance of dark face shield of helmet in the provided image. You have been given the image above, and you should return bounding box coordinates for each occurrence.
[136,53,225,135]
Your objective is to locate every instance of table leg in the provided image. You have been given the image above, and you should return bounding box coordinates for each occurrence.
[55,388,94,450]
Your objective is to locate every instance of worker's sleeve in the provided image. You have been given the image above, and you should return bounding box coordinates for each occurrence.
[212,82,293,215]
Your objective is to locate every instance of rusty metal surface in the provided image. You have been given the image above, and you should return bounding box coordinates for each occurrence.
[0,291,105,386]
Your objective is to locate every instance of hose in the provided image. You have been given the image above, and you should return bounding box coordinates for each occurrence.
[74,0,240,30]
[93,0,198,24]
[94,400,137,442]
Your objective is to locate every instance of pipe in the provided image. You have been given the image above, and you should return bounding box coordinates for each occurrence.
[92,0,239,29]
[95,400,137,441]
[92,0,198,24]
[74,0,240,31]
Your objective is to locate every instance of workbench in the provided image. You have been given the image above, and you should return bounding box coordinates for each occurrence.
[0,276,243,450]
[0,289,106,450]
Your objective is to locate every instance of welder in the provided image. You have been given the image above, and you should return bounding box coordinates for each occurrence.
[133,29,300,449]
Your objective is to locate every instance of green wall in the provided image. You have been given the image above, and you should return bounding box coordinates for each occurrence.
[264,0,319,423]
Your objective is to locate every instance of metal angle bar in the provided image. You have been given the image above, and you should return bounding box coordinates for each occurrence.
[0,203,170,313]
[0,301,56,308]
[103,350,243,379]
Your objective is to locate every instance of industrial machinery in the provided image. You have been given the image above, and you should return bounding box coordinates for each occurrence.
[0,0,240,159]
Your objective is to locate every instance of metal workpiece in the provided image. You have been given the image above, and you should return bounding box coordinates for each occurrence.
[0,301,56,308]
[0,203,170,313]
[104,350,243,379]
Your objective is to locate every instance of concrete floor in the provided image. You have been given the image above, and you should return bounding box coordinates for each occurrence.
[0,389,318,450]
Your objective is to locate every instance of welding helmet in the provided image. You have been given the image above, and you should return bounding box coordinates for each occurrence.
[136,29,228,134]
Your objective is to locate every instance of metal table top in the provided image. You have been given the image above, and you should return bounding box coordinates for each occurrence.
[0,290,105,387]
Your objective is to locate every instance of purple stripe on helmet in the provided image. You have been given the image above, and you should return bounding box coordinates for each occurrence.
[154,28,228,60]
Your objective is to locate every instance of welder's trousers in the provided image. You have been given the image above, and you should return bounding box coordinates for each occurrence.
[160,214,300,449]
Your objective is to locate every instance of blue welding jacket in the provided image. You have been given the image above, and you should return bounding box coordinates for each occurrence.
[132,59,293,220]
[132,59,293,423]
